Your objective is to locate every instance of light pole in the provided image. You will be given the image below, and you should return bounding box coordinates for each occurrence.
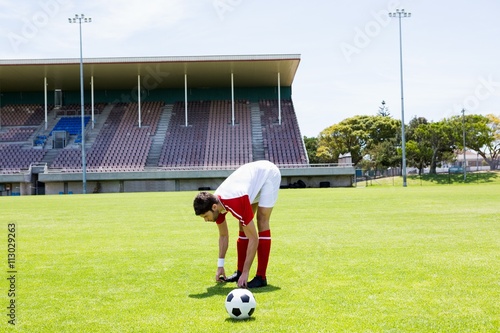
[389,9,411,187]
[69,14,91,194]
[462,108,467,181]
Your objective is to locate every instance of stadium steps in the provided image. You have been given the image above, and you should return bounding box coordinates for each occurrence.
[27,109,58,142]
[250,102,265,161]
[84,104,114,149]
[146,104,173,167]
[40,148,60,165]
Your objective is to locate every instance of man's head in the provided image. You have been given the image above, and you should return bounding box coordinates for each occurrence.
[193,191,219,222]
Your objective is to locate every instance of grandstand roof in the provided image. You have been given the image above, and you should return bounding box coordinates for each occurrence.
[0,54,300,92]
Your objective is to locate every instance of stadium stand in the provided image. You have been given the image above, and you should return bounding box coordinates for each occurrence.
[0,144,46,173]
[204,100,253,167]
[54,103,105,117]
[1,99,307,173]
[0,127,38,142]
[51,101,162,172]
[159,101,210,168]
[260,99,308,165]
[51,116,91,136]
[0,104,49,173]
[158,100,254,169]
[0,104,45,126]
[0,54,356,194]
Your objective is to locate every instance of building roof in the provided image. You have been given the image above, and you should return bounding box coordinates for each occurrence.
[0,54,300,92]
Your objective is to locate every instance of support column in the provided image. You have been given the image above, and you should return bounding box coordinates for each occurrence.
[184,74,188,127]
[138,75,142,128]
[277,72,282,125]
[91,76,95,129]
[44,77,48,130]
[231,72,235,126]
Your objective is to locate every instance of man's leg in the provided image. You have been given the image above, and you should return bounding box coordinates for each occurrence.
[255,206,272,278]
[248,205,273,288]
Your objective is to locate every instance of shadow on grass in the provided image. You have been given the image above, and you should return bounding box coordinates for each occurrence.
[224,317,256,323]
[411,171,499,185]
[189,283,281,299]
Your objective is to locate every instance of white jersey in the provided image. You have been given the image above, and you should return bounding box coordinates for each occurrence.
[214,160,281,225]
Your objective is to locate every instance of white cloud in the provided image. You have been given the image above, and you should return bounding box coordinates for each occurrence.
[83,0,192,40]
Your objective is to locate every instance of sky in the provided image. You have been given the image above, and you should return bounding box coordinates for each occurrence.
[1,0,499,137]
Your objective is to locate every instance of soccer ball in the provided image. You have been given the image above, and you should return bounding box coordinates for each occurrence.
[225,288,256,319]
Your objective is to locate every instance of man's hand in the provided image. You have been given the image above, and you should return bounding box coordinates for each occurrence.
[237,271,249,288]
[216,267,226,282]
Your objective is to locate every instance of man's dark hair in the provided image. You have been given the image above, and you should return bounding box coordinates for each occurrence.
[193,191,218,215]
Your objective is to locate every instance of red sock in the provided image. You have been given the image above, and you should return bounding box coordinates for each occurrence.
[256,230,271,279]
[237,231,248,272]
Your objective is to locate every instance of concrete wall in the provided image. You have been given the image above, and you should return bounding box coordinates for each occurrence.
[42,175,352,195]
[282,175,353,188]
[6,165,355,195]
[0,182,22,196]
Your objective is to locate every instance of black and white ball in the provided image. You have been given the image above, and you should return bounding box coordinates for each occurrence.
[225,288,256,319]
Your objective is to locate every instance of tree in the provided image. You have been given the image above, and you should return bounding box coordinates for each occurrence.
[317,115,399,166]
[405,117,432,174]
[484,114,500,170]
[317,116,370,165]
[406,116,428,140]
[377,100,390,117]
[365,115,400,145]
[365,139,400,174]
[303,136,320,164]
[449,114,500,170]
[414,120,456,174]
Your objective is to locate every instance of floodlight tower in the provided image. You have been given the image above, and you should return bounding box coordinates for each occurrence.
[462,108,467,181]
[389,9,411,187]
[68,14,92,194]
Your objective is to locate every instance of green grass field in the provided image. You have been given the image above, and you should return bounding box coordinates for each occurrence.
[2,175,500,332]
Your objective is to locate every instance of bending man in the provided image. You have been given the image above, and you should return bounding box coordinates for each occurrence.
[193,160,281,288]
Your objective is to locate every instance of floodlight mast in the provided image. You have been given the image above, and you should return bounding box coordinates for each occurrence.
[389,9,411,187]
[462,108,467,181]
[68,14,92,194]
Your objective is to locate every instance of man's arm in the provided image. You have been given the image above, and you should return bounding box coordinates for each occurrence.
[238,220,259,288]
[216,219,229,282]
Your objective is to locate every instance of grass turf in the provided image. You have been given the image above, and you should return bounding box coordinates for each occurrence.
[1,178,499,332]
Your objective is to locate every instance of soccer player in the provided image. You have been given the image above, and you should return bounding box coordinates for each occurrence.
[193,160,281,288]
